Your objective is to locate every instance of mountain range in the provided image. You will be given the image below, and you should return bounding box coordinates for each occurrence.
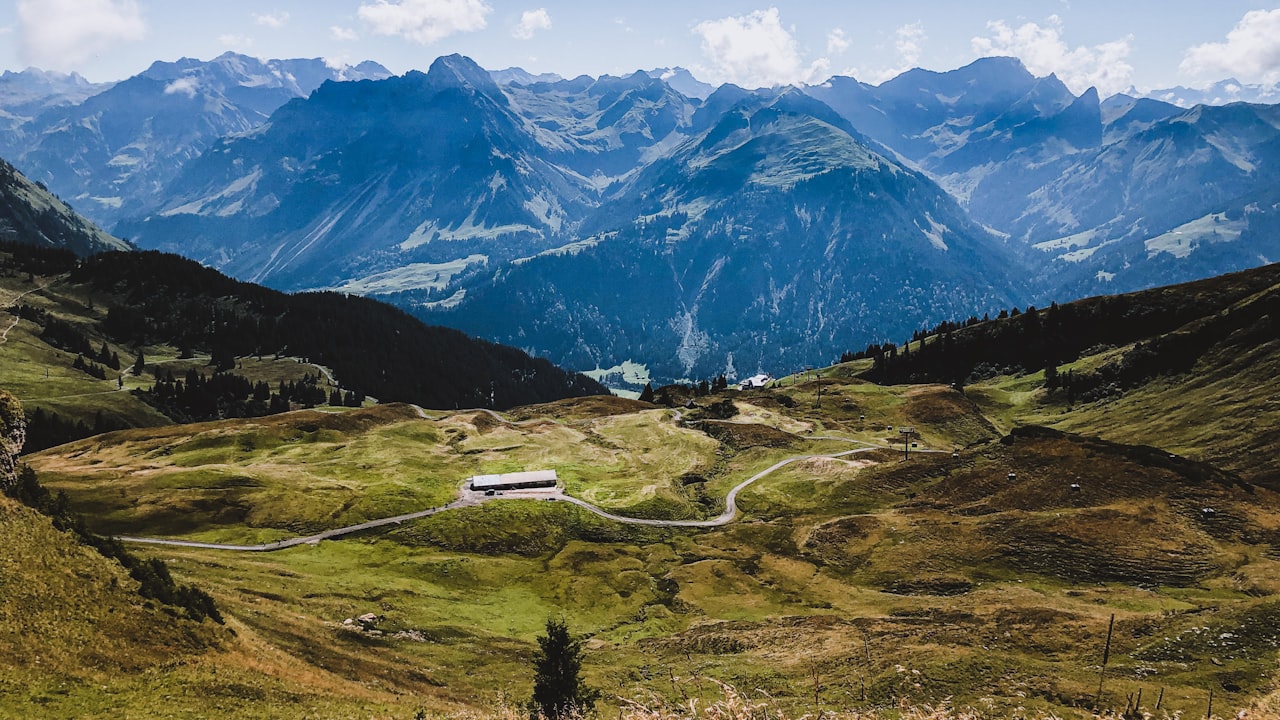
[0,53,391,228]
[6,52,1280,384]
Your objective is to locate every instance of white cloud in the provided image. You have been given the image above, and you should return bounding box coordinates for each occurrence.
[219,33,253,50]
[895,23,925,68]
[850,23,927,84]
[972,15,1133,96]
[357,0,491,44]
[253,12,290,29]
[513,8,551,40]
[692,7,829,88]
[827,28,849,55]
[163,77,200,98]
[16,0,145,71]
[331,26,359,41]
[1181,9,1280,85]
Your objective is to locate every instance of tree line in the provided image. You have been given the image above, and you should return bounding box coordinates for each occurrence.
[855,262,1280,397]
[141,368,359,423]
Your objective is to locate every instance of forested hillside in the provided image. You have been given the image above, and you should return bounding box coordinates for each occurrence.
[1,243,605,437]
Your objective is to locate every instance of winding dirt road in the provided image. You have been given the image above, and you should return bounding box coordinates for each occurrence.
[117,438,884,551]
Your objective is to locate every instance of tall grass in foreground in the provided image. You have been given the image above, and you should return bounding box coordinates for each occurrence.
[440,681,1274,720]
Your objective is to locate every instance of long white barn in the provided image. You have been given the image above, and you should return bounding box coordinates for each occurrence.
[469,470,558,491]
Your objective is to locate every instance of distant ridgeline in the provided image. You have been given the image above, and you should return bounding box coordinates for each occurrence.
[854,262,1280,403]
[2,244,605,435]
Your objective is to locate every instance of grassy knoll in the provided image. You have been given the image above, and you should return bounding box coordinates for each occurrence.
[33,400,726,540]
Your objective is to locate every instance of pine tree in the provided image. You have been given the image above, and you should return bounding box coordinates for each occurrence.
[132,350,145,376]
[530,618,599,719]
[638,383,655,403]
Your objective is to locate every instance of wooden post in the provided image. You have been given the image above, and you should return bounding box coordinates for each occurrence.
[1206,687,1214,719]
[1096,613,1115,709]
[1155,687,1164,711]
[1134,688,1143,718]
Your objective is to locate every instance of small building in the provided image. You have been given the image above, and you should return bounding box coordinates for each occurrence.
[738,373,773,390]
[469,469,558,492]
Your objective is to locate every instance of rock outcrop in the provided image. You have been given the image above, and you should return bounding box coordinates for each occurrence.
[0,390,25,491]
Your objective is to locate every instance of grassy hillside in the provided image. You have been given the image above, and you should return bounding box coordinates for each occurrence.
[9,260,1280,718]
[863,261,1280,484]
[21,369,1280,719]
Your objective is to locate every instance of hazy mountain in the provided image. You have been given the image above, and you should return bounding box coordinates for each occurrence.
[1011,103,1280,298]
[0,156,129,255]
[0,68,111,134]
[807,58,1280,301]
[502,68,700,180]
[646,67,715,100]
[490,67,563,85]
[4,53,390,227]
[1138,79,1280,108]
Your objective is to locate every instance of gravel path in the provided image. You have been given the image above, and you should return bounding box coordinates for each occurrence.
[117,414,888,550]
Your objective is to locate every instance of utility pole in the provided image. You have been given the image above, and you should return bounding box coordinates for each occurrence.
[899,426,915,461]
[1096,613,1115,709]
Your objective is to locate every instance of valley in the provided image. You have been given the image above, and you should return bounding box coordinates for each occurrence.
[6,249,1280,717]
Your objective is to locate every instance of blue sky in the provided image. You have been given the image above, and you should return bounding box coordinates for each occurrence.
[3,1,1280,96]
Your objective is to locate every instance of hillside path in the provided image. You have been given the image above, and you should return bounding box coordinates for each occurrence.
[0,275,61,347]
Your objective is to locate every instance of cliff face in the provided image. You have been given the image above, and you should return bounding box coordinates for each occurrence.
[0,390,25,491]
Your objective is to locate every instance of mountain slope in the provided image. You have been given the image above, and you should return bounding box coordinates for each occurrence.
[0,156,129,254]
[121,54,592,292]
[436,88,1024,381]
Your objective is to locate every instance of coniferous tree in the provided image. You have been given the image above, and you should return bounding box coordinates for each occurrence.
[530,618,598,719]
[638,383,655,403]
[131,350,145,376]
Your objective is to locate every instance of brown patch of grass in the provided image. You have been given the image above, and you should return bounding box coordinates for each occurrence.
[509,395,654,421]
[904,386,1000,447]
[699,421,798,450]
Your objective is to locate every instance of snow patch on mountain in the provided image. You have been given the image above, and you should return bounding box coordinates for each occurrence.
[419,289,468,309]
[523,193,564,232]
[161,168,263,216]
[512,235,608,265]
[401,217,540,250]
[1035,229,1100,253]
[919,213,950,251]
[329,255,488,294]
[1058,245,1102,263]
[1144,213,1244,259]
[672,312,710,376]
[582,360,652,386]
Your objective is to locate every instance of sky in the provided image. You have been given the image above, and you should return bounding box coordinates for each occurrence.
[3,1,1280,96]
